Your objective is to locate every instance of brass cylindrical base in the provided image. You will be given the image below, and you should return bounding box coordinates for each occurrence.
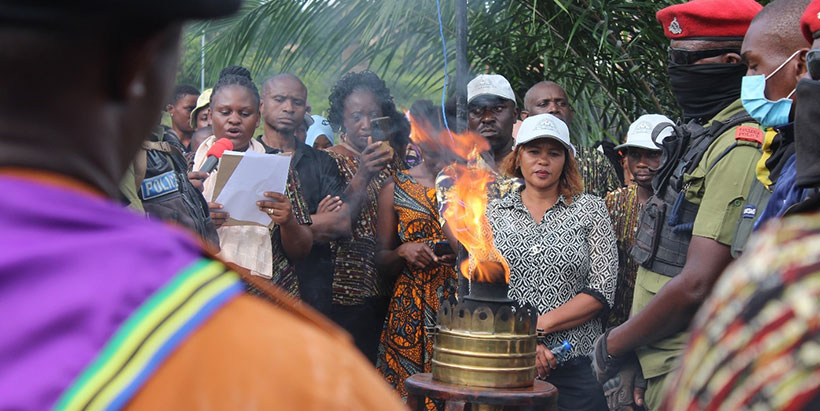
[432,328,536,388]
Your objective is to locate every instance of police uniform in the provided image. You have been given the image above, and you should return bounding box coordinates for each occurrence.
[629,1,765,407]
[631,100,763,406]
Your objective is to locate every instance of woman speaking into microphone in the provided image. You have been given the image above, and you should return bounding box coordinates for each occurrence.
[193,66,312,282]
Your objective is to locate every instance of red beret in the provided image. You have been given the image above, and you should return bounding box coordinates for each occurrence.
[656,0,762,40]
[800,0,820,45]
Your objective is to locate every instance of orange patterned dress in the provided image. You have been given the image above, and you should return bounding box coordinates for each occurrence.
[376,171,457,400]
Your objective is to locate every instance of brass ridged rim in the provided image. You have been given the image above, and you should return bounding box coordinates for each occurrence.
[436,329,535,340]
[431,360,535,373]
[433,346,536,359]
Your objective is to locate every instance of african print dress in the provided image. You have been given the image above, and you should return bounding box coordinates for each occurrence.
[603,184,642,328]
[377,171,457,399]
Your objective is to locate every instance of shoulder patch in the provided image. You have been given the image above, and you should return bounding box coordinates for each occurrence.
[735,126,764,145]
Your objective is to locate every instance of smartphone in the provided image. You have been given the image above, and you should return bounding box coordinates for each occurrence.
[433,241,454,257]
[370,116,392,142]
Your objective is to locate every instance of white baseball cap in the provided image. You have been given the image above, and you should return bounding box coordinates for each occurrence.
[306,114,334,147]
[467,74,516,105]
[515,113,576,157]
[615,114,673,151]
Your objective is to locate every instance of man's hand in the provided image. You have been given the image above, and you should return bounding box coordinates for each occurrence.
[535,344,557,380]
[208,202,228,228]
[602,357,646,411]
[187,171,208,192]
[359,139,392,178]
[257,192,294,226]
[317,195,343,213]
[591,329,626,384]
[397,243,438,268]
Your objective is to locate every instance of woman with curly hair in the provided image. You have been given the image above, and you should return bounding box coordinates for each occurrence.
[323,70,410,363]
[489,113,616,410]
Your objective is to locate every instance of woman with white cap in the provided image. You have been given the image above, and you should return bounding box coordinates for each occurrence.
[488,113,616,411]
[305,114,335,150]
[605,114,671,329]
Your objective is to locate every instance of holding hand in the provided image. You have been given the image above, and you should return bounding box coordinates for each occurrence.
[257,192,294,226]
[317,195,343,213]
[397,242,439,269]
[535,344,558,380]
[360,138,393,177]
[208,202,229,228]
[187,171,209,192]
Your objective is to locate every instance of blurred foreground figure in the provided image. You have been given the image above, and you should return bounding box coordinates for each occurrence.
[0,2,403,410]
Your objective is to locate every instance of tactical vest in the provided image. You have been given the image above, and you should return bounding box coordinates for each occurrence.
[138,127,220,247]
[631,112,756,277]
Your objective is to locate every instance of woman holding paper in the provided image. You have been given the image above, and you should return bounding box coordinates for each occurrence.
[193,66,312,287]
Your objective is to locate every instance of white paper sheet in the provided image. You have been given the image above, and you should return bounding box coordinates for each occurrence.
[214,151,291,226]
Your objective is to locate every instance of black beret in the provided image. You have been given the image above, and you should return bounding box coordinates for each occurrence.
[0,0,241,25]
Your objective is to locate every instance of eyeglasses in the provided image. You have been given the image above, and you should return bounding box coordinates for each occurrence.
[807,49,820,81]
[667,47,741,65]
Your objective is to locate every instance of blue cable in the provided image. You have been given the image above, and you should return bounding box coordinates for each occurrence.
[436,0,455,141]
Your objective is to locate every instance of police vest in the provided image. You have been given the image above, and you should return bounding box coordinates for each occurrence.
[631,112,766,277]
[137,127,219,247]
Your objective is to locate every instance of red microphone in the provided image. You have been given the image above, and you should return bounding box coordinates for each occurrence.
[198,138,234,174]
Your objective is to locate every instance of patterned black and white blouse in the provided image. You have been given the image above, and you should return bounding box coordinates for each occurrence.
[487,188,617,359]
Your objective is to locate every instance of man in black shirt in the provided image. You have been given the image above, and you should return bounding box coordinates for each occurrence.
[257,73,391,314]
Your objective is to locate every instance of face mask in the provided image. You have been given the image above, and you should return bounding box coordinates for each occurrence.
[668,63,747,123]
[741,50,801,128]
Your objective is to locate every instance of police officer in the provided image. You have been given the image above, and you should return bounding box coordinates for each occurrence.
[590,0,766,409]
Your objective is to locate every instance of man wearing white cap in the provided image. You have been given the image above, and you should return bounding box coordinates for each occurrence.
[604,114,671,330]
[467,74,519,166]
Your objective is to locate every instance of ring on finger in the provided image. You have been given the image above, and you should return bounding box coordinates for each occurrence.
[266,208,275,215]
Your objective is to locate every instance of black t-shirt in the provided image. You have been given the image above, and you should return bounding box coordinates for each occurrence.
[256,137,346,314]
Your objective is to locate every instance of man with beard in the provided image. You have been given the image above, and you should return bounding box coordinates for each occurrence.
[522,81,621,197]
[590,1,765,409]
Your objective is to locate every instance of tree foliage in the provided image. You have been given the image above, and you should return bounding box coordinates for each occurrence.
[180,0,728,145]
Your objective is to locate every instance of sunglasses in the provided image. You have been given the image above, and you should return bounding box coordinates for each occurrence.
[667,47,741,65]
[808,49,820,81]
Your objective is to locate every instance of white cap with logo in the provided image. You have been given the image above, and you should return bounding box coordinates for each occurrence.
[467,74,517,105]
[515,113,576,157]
[615,114,673,151]
[306,114,334,147]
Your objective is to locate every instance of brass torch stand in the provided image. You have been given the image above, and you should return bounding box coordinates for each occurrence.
[431,280,538,389]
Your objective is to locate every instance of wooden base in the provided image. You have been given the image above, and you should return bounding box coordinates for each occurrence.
[405,373,558,411]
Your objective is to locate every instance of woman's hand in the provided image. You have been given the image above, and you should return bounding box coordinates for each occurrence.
[535,344,558,380]
[257,192,294,226]
[208,202,229,228]
[360,139,393,178]
[317,195,343,213]
[437,252,457,267]
[397,243,438,268]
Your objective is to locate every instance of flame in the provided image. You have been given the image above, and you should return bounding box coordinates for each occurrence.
[442,160,511,284]
[407,112,510,284]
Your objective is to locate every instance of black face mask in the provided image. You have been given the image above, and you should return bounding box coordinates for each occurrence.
[794,78,820,188]
[668,63,747,123]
